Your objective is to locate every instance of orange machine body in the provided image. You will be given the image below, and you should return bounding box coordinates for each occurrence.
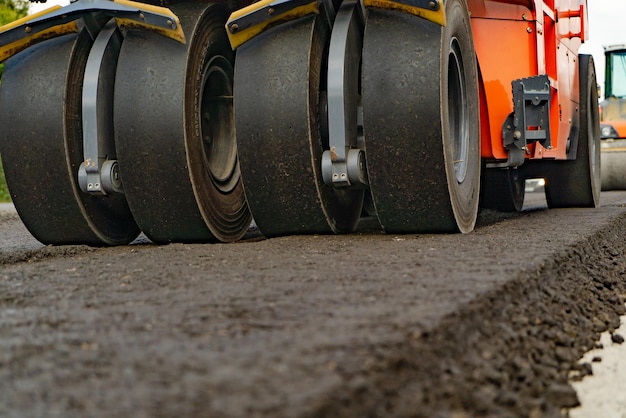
[468,0,587,163]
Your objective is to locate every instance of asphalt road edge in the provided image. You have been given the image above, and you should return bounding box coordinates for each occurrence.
[306,212,626,417]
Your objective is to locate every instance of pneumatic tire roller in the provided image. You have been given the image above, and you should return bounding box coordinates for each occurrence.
[0,0,251,244]
[0,0,600,245]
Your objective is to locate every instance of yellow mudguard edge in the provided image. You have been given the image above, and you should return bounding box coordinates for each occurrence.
[113,0,185,43]
[115,17,185,44]
[0,21,78,63]
[364,0,446,26]
[226,0,445,50]
[226,0,319,50]
[0,0,184,63]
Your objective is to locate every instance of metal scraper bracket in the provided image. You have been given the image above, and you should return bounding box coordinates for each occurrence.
[321,0,369,188]
[78,19,124,195]
[496,75,552,168]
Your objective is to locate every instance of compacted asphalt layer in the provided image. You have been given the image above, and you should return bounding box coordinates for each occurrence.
[1,192,626,417]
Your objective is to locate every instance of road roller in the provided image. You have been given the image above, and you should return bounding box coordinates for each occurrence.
[600,44,626,190]
[0,0,599,245]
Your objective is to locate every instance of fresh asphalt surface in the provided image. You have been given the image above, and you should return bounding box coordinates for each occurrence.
[1,192,626,417]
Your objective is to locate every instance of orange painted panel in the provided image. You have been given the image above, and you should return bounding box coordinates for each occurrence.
[471,17,536,160]
[471,0,585,162]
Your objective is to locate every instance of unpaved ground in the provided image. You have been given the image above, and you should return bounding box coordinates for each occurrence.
[570,318,626,417]
[1,193,626,417]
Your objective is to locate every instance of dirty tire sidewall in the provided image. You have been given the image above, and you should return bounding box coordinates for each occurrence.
[441,0,480,233]
[183,4,251,242]
[545,54,600,208]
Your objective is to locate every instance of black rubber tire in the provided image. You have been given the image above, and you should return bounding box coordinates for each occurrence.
[114,3,251,243]
[601,148,626,191]
[233,15,364,237]
[362,0,480,233]
[544,54,601,208]
[0,33,139,245]
[480,167,525,212]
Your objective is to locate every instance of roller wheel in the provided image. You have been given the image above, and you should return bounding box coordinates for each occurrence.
[601,146,626,191]
[0,33,139,245]
[480,168,525,212]
[362,0,480,233]
[234,16,364,237]
[544,54,601,208]
[114,3,251,243]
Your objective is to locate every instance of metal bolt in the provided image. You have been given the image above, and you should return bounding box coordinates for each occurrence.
[167,19,173,27]
[513,130,522,140]
[25,26,31,33]
[230,23,239,34]
[429,1,436,9]
[268,7,275,15]
[527,27,532,33]
[139,12,145,20]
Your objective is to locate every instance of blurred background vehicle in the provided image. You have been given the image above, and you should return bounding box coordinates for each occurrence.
[600,44,626,190]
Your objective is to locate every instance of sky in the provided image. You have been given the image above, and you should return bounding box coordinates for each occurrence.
[28,0,626,96]
[28,0,67,14]
[580,0,626,97]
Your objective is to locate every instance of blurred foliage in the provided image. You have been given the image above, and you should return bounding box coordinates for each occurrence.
[0,0,29,21]
[0,158,9,202]
[0,0,30,79]
[0,0,28,200]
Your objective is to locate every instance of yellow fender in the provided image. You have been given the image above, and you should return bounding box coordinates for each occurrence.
[226,0,320,50]
[0,0,184,63]
[226,0,446,50]
[0,6,77,62]
[363,0,445,25]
